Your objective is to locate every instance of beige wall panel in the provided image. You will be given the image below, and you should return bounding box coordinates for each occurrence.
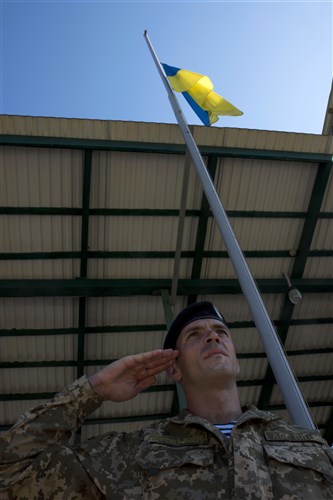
[0,146,82,207]
[0,259,80,279]
[84,330,166,360]
[303,257,333,279]
[215,158,317,212]
[310,219,333,249]
[285,324,333,350]
[0,297,78,329]
[0,215,81,252]
[86,296,166,327]
[91,151,203,210]
[0,334,77,362]
[87,257,193,279]
[202,257,293,280]
[88,215,198,252]
[291,293,332,319]
[0,367,77,393]
[205,217,304,251]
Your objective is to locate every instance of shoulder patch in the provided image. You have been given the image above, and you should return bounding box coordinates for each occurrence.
[264,431,325,444]
[148,433,209,447]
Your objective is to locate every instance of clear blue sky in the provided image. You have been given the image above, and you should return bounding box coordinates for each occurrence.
[1,0,332,133]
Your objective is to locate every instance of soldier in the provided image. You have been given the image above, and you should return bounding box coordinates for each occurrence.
[0,301,333,499]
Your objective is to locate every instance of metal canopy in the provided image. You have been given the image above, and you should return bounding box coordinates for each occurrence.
[0,112,332,443]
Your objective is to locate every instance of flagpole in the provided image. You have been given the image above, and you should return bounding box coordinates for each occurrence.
[144,30,315,430]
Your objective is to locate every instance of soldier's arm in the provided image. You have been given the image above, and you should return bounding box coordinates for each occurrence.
[0,349,178,488]
[0,376,102,463]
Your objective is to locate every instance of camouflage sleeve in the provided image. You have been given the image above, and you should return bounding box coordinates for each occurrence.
[0,376,102,466]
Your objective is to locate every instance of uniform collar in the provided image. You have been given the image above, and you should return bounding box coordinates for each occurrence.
[170,406,278,428]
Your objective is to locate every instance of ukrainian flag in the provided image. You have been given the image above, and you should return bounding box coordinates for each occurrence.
[162,63,243,126]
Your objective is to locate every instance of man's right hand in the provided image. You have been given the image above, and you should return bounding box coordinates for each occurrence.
[88,349,179,402]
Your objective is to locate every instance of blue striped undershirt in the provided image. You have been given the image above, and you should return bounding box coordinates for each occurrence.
[214,421,236,438]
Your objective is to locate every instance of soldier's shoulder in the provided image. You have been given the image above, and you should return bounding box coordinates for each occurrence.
[263,418,330,448]
[76,417,173,450]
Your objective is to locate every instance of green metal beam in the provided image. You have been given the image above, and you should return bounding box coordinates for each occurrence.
[1,317,332,337]
[2,375,332,401]
[2,347,332,369]
[0,207,83,215]
[160,290,174,327]
[293,163,333,277]
[0,249,331,261]
[237,347,333,358]
[77,150,92,381]
[4,207,332,218]
[1,134,332,163]
[75,150,92,442]
[0,278,331,297]
[0,324,168,337]
[79,150,92,278]
[189,156,218,305]
[0,384,175,401]
[258,162,333,410]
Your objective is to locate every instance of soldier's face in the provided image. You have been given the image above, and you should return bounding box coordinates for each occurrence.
[173,318,239,386]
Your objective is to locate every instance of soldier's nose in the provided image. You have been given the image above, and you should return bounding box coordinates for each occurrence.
[206,330,220,343]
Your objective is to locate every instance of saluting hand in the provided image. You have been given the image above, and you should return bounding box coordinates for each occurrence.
[89,349,179,402]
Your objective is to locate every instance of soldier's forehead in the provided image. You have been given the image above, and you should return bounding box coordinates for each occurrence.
[180,319,228,335]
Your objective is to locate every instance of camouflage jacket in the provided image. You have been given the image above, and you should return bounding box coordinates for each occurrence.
[0,376,332,499]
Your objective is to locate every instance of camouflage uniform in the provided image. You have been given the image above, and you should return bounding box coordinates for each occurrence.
[0,376,332,499]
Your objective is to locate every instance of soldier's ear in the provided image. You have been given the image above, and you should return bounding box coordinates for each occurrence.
[166,362,182,381]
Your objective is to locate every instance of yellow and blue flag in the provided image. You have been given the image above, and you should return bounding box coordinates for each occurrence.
[162,63,243,126]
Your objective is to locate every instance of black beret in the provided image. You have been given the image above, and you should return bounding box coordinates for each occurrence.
[163,301,227,350]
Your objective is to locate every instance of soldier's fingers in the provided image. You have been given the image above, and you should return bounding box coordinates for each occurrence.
[132,349,177,365]
[146,355,178,373]
[132,353,178,377]
[134,375,157,393]
[126,350,177,371]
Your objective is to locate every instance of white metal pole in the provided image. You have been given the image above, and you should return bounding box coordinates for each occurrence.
[144,30,315,429]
